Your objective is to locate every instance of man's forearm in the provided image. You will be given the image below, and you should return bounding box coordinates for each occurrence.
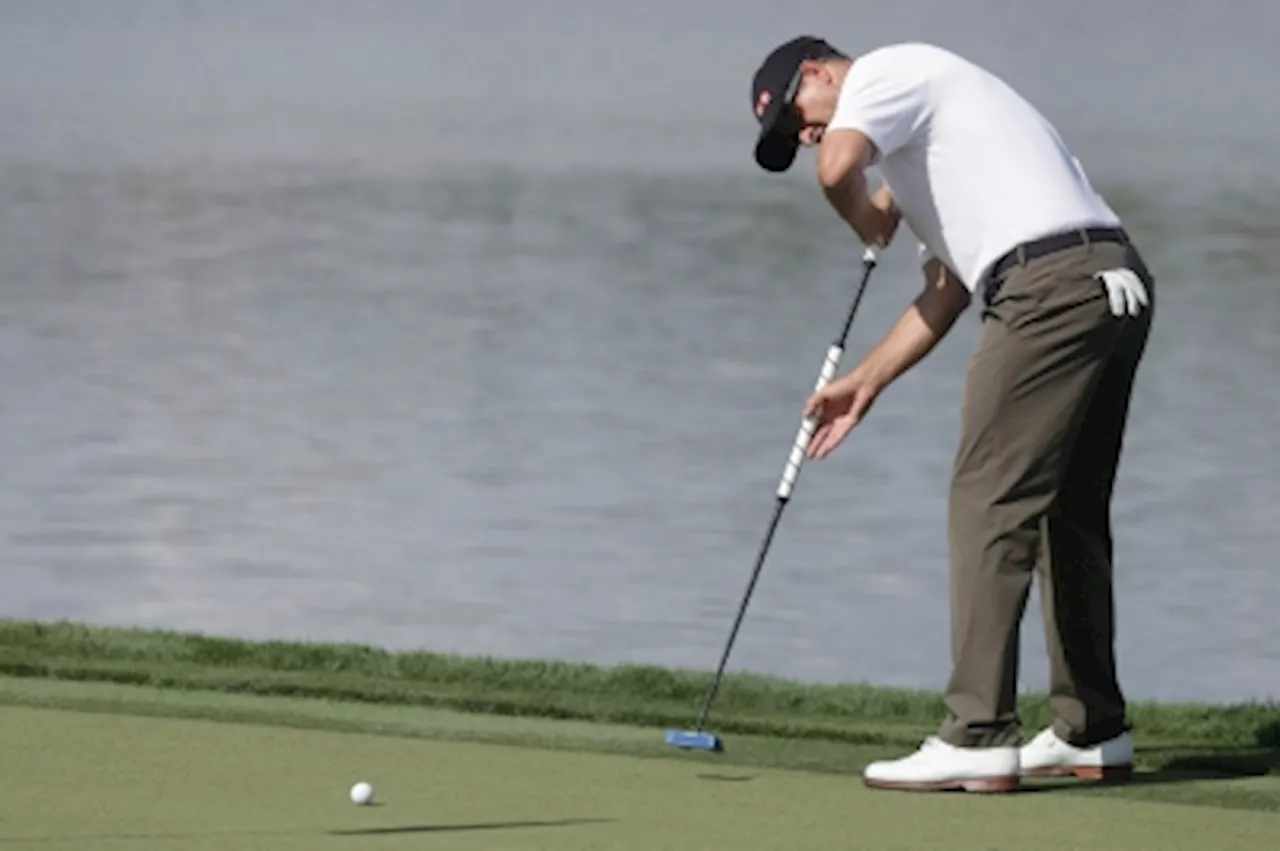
[822,167,870,232]
[858,304,950,389]
[858,261,970,389]
[817,128,874,231]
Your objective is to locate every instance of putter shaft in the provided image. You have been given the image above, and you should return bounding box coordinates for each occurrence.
[686,248,879,735]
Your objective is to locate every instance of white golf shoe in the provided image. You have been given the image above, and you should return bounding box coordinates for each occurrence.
[1019,727,1134,781]
[862,736,1020,793]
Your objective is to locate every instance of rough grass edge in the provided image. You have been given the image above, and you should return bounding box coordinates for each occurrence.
[1,617,1277,749]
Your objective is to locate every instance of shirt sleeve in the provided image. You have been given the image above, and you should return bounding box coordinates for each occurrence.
[827,59,927,162]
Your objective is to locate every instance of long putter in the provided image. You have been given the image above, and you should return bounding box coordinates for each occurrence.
[665,246,879,753]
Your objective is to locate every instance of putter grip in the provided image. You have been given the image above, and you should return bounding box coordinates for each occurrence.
[776,343,843,499]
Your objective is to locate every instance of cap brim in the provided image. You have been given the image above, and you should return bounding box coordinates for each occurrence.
[752,91,800,172]
[755,126,799,172]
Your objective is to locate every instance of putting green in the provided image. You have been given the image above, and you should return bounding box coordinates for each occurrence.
[1,705,1277,850]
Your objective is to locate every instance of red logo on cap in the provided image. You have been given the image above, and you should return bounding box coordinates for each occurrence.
[755,90,771,118]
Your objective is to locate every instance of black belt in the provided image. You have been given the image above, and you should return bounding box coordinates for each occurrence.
[983,226,1129,304]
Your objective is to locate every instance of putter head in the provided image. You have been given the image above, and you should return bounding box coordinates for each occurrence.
[665,729,724,752]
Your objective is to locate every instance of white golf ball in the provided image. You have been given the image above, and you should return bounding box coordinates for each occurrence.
[349,781,374,805]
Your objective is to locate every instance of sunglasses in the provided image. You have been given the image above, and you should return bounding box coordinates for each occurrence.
[775,65,807,139]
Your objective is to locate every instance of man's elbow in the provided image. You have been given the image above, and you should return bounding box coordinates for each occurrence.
[817,160,850,192]
[917,260,971,332]
[817,163,853,198]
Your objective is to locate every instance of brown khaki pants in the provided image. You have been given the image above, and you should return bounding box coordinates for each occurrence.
[938,235,1155,748]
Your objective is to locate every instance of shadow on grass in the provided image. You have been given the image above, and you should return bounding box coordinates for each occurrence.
[327,817,615,836]
[696,773,757,782]
[0,818,614,844]
[1155,748,1280,778]
[1023,746,1279,795]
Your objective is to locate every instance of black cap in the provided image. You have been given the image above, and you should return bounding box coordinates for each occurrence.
[751,35,842,172]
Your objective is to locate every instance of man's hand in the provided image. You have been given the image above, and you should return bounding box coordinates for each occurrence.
[845,192,899,247]
[860,183,902,247]
[825,184,898,247]
[800,258,971,460]
[803,367,883,459]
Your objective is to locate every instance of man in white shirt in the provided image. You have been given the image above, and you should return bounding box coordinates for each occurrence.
[749,36,1156,793]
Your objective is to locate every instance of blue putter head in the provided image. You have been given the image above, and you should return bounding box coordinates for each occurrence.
[665,729,724,751]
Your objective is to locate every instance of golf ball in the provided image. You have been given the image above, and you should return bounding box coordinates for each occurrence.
[349,781,374,805]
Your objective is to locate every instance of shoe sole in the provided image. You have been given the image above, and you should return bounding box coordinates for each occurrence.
[864,775,1020,794]
[1022,764,1133,782]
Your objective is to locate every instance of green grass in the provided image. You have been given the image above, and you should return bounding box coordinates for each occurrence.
[4,702,1278,851]
[1,618,1276,750]
[0,617,1277,817]
[2,676,1278,815]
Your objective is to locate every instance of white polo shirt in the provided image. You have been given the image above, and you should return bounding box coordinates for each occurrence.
[827,42,1122,292]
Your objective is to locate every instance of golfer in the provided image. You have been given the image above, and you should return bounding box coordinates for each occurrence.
[749,37,1155,792]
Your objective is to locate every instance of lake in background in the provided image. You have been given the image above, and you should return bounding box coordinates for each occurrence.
[1,0,1276,705]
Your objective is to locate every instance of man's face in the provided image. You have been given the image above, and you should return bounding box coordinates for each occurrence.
[787,60,842,147]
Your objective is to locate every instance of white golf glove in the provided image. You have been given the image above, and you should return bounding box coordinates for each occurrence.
[1096,267,1150,318]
